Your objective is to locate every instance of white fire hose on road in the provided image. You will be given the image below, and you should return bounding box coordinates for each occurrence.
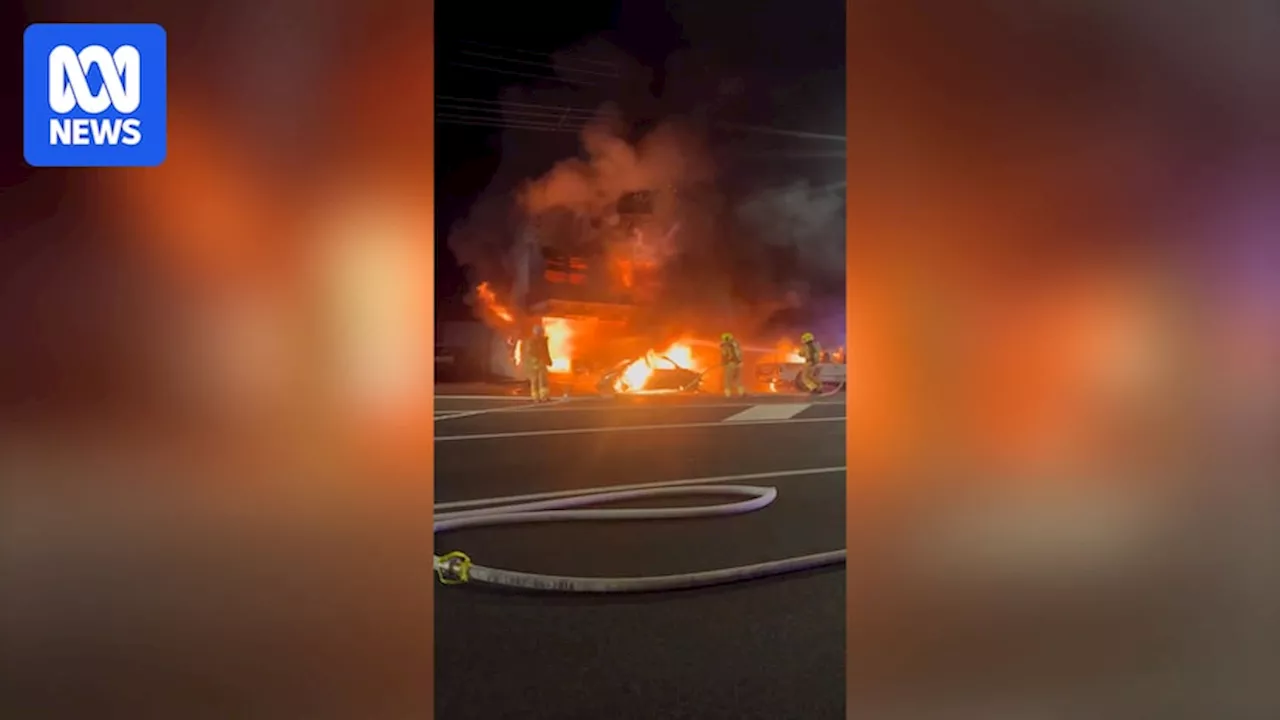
[434,482,847,593]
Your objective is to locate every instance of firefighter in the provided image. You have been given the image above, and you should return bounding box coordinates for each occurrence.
[799,332,822,393]
[720,332,746,398]
[524,323,552,402]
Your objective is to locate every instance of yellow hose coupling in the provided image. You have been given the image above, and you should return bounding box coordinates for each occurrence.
[435,551,473,585]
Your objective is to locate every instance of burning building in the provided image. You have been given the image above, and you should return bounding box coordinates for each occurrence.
[471,187,715,392]
[471,214,843,396]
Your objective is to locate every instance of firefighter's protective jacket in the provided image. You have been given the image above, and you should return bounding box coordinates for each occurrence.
[802,339,822,365]
[527,335,552,366]
[720,339,742,365]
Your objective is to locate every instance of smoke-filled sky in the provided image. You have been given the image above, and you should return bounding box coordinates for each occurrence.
[436,0,847,337]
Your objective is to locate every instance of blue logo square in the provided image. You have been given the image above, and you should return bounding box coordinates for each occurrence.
[23,23,168,168]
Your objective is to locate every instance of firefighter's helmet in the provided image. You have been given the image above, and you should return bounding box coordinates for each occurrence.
[801,332,814,343]
[721,332,734,342]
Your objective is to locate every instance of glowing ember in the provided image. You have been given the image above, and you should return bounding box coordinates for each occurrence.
[476,282,514,323]
[613,341,704,393]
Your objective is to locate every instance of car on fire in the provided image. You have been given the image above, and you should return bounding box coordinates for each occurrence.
[596,353,703,395]
[755,361,847,393]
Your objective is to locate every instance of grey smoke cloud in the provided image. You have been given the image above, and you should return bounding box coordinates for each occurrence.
[444,37,846,336]
[734,180,846,289]
[517,115,716,220]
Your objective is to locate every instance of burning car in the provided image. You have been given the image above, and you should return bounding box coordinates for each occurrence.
[755,360,847,393]
[597,349,704,395]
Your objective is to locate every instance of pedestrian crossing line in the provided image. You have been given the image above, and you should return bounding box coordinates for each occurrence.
[722,403,813,422]
[435,395,530,401]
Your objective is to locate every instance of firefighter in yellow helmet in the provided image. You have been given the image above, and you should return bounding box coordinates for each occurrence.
[799,331,822,393]
[524,323,552,402]
[720,332,746,398]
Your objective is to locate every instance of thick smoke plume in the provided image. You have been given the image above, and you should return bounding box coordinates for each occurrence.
[519,117,715,220]
[447,110,845,341]
[445,50,846,343]
[734,180,846,296]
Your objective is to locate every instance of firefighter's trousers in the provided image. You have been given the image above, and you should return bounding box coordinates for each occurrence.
[800,363,820,391]
[723,362,745,397]
[528,361,550,400]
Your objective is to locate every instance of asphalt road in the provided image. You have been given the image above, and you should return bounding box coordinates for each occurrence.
[434,391,847,720]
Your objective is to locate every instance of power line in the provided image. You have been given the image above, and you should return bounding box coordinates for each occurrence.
[436,115,586,134]
[456,39,619,70]
[435,111,585,130]
[718,122,846,142]
[435,95,601,129]
[439,108,590,130]
[436,97,847,149]
[436,105,591,128]
[437,119,584,135]
[436,99,599,122]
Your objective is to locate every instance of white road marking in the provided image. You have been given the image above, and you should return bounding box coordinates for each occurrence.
[435,415,843,442]
[437,394,839,412]
[723,403,813,422]
[435,395,531,401]
[435,409,502,421]
[436,466,847,510]
[435,392,576,420]
[434,398,843,418]
[434,396,575,422]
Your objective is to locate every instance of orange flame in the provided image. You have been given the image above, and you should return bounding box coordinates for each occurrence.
[609,248,659,294]
[775,340,805,363]
[476,282,514,323]
[511,317,576,373]
[614,341,705,393]
[543,317,575,372]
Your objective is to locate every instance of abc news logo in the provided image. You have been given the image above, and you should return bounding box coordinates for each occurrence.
[48,44,143,147]
[23,23,166,167]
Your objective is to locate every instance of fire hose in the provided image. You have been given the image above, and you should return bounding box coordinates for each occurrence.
[433,482,847,593]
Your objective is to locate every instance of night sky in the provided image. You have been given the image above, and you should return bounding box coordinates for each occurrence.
[434,3,625,319]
